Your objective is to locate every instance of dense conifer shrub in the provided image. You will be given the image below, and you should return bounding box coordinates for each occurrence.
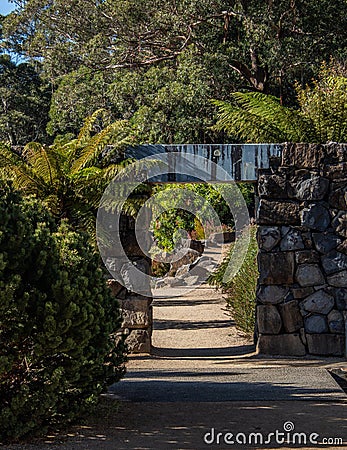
[0,181,126,441]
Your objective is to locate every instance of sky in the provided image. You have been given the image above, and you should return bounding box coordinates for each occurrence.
[0,1,16,16]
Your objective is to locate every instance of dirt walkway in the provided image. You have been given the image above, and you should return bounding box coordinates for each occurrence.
[152,284,254,360]
[6,284,347,450]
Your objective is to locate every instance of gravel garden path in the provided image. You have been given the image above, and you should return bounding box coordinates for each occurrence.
[6,284,347,450]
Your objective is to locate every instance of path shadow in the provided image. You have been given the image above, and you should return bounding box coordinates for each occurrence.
[154,297,222,307]
[154,318,236,331]
[151,344,256,358]
[109,374,346,402]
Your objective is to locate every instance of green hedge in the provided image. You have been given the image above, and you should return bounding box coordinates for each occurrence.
[0,182,126,441]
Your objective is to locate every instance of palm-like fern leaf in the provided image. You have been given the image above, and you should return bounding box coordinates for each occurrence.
[22,142,61,186]
[213,92,316,143]
[71,120,129,173]
[0,144,48,194]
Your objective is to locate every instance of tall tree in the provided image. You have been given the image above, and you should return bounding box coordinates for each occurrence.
[47,48,236,142]
[3,0,347,96]
[0,53,51,145]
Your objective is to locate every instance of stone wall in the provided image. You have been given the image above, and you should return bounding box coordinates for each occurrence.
[107,213,153,353]
[256,143,347,357]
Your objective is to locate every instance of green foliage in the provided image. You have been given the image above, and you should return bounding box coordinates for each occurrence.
[46,49,232,142]
[0,55,51,145]
[153,208,196,252]
[213,64,347,143]
[209,226,258,336]
[150,183,253,252]
[4,0,347,95]
[0,110,131,234]
[2,0,346,143]
[47,67,113,137]
[295,63,347,143]
[0,181,126,441]
[150,183,251,251]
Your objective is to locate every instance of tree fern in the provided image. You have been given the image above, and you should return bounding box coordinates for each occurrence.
[213,64,347,143]
[0,112,136,234]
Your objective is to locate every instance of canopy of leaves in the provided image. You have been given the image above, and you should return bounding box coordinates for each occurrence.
[0,54,51,145]
[4,1,347,91]
[48,49,236,142]
[0,1,346,145]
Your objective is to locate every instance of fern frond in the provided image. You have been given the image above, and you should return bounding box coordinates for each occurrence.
[212,99,286,142]
[0,145,48,195]
[23,143,60,186]
[76,109,108,148]
[212,92,316,143]
[71,120,129,173]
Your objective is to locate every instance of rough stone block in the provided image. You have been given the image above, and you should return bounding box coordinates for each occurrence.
[121,260,151,296]
[329,181,347,210]
[175,264,190,278]
[281,143,324,169]
[290,172,329,201]
[331,211,347,238]
[183,275,200,286]
[258,173,288,198]
[301,290,334,314]
[257,333,306,356]
[279,300,303,332]
[280,227,305,251]
[257,285,289,304]
[304,314,328,333]
[258,252,295,285]
[292,286,315,299]
[107,279,126,297]
[295,264,325,287]
[257,305,282,334]
[189,265,210,281]
[324,143,347,164]
[125,329,151,353]
[295,250,320,264]
[257,200,300,225]
[324,162,347,180]
[169,249,200,276]
[321,250,347,275]
[300,328,307,345]
[327,270,347,287]
[120,297,152,329]
[328,310,345,334]
[330,287,347,310]
[306,333,344,356]
[312,233,341,254]
[257,226,281,252]
[301,203,330,232]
